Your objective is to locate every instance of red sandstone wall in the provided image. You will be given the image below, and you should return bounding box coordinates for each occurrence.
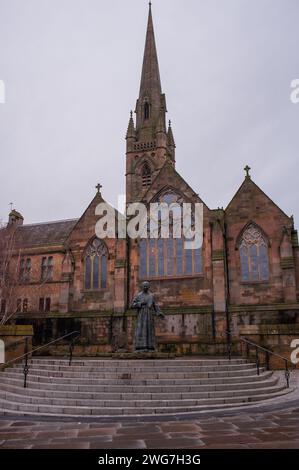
[226,178,295,306]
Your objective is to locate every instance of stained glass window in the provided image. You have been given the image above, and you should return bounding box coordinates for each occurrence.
[176,238,183,275]
[139,239,147,279]
[167,238,174,275]
[240,245,249,282]
[239,224,269,282]
[139,190,203,279]
[93,255,99,289]
[158,238,164,276]
[185,245,193,274]
[149,239,156,277]
[194,247,202,274]
[85,256,91,290]
[84,238,108,290]
[101,255,107,288]
[259,244,269,281]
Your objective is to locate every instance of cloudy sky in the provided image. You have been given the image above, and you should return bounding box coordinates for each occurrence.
[0,0,298,226]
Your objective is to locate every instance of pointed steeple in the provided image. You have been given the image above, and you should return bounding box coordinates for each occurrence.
[167,120,175,147]
[126,111,136,153]
[135,3,166,138]
[125,4,175,204]
[156,107,166,134]
[167,120,176,162]
[126,111,135,139]
[139,2,162,100]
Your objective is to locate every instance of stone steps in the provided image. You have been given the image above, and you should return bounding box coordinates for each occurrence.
[1,367,262,383]
[12,363,256,373]
[0,389,291,417]
[0,381,282,406]
[0,374,277,397]
[29,358,248,366]
[0,372,275,392]
[0,357,292,418]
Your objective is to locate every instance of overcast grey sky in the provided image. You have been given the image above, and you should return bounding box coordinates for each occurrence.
[0,0,298,226]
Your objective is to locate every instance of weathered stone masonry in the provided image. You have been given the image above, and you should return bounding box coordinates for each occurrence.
[1,5,299,356]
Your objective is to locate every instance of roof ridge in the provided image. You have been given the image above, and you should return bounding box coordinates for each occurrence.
[21,218,78,228]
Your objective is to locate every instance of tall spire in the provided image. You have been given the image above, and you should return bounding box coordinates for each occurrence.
[139,2,162,99]
[135,3,166,137]
[125,4,175,205]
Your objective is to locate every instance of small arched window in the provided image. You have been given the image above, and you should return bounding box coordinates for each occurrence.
[84,238,107,290]
[239,223,269,282]
[144,102,150,120]
[142,162,152,187]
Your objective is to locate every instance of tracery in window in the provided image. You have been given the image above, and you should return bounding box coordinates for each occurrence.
[84,238,108,289]
[139,190,202,278]
[239,223,269,282]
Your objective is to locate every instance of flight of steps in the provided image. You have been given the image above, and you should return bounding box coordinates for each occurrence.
[0,357,291,418]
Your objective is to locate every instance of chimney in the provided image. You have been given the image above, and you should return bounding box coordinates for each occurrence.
[8,209,24,227]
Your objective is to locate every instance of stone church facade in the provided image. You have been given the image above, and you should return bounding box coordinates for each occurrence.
[1,5,299,355]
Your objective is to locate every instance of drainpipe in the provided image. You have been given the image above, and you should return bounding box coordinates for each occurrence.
[223,219,232,356]
[124,236,130,333]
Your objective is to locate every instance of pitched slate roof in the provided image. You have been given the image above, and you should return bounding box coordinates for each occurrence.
[13,219,78,248]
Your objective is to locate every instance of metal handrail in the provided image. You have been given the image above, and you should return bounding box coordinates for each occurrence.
[1,330,80,388]
[222,330,293,388]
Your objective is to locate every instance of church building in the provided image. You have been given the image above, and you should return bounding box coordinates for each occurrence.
[1,4,299,355]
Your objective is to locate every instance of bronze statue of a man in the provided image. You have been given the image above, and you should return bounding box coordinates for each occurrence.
[131,281,165,352]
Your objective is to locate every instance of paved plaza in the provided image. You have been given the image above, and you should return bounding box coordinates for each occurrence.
[0,406,299,449]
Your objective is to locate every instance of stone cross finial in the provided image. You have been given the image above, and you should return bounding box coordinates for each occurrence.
[95,183,102,194]
[244,165,251,178]
[9,202,13,211]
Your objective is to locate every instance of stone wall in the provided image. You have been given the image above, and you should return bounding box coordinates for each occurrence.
[238,324,299,370]
[0,324,33,364]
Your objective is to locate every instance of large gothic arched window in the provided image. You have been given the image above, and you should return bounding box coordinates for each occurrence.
[84,238,107,290]
[239,223,269,282]
[139,190,202,278]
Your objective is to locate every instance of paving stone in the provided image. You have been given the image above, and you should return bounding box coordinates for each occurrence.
[116,425,161,435]
[201,435,261,445]
[160,423,202,432]
[89,422,121,429]
[32,442,90,449]
[203,444,250,449]
[0,432,36,440]
[144,437,204,448]
[51,436,112,444]
[89,441,146,449]
[77,428,117,437]
[35,430,78,439]
[248,441,299,449]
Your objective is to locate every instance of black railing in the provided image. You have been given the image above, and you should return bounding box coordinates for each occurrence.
[1,330,80,388]
[223,330,293,388]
